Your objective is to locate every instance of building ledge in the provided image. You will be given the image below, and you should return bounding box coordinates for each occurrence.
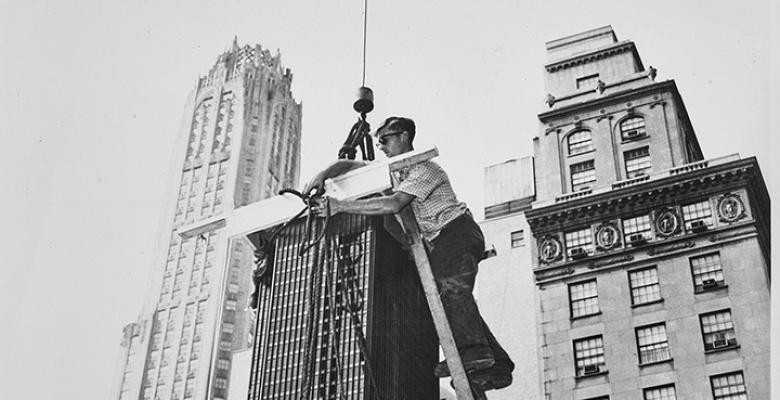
[535,154,742,209]
[546,71,652,108]
[571,311,602,322]
[694,283,729,294]
[705,344,740,355]
[575,370,609,381]
[545,40,641,72]
[638,358,673,368]
[631,298,664,309]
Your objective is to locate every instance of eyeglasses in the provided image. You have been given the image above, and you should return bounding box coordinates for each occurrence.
[376,131,404,145]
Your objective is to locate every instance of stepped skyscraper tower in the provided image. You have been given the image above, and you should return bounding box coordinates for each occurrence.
[113,39,302,400]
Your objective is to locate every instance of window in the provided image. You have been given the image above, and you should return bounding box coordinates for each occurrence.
[569,280,599,318]
[711,371,747,400]
[625,147,651,178]
[510,230,525,247]
[623,214,653,241]
[573,335,606,376]
[568,130,594,155]
[571,160,596,191]
[577,74,600,89]
[690,252,725,291]
[644,384,676,400]
[565,228,594,257]
[682,200,713,230]
[700,309,737,350]
[636,323,671,364]
[216,359,230,370]
[621,116,647,140]
[628,267,661,305]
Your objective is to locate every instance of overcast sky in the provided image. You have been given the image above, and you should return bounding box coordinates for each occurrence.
[1,1,777,399]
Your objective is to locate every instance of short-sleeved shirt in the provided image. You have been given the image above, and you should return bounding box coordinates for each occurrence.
[392,160,467,241]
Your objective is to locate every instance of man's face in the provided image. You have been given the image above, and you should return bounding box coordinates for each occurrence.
[376,129,411,158]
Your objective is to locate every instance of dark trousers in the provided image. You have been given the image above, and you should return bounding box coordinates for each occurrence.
[428,212,511,364]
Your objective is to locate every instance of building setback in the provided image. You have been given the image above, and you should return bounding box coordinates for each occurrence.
[526,26,770,400]
[113,39,302,400]
[477,157,541,400]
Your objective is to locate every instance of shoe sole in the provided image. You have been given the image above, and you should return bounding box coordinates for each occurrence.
[434,359,495,378]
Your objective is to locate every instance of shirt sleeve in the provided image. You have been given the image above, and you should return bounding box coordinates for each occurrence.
[394,162,444,201]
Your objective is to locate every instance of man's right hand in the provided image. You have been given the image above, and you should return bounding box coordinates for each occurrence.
[302,173,327,198]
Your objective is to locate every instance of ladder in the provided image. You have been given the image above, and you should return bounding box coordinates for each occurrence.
[394,207,485,400]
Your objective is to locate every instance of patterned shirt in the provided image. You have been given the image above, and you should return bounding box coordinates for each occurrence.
[393,160,467,241]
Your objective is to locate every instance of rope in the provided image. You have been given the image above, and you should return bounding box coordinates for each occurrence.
[273,188,383,399]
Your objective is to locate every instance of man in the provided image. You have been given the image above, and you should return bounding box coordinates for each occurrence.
[305,116,514,391]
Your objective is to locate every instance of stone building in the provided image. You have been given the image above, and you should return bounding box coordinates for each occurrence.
[526,26,770,400]
[113,39,302,400]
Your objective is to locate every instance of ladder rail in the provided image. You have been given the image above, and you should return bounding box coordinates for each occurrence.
[394,207,477,400]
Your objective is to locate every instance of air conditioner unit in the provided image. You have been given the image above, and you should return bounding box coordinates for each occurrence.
[569,247,589,259]
[690,220,709,233]
[628,233,647,246]
[702,279,719,289]
[625,129,644,139]
[583,365,600,375]
[712,338,729,349]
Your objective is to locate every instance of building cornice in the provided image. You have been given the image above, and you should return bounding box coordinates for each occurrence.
[538,80,677,122]
[544,41,643,73]
[526,157,759,231]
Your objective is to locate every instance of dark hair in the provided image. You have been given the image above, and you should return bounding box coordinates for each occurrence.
[377,116,416,143]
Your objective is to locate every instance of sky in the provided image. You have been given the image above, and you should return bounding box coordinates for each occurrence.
[1,1,777,399]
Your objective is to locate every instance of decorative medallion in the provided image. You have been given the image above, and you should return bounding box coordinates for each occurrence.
[595,222,621,251]
[717,193,746,223]
[539,235,563,264]
[654,207,681,238]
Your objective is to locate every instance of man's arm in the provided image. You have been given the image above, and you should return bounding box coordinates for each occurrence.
[302,159,369,196]
[312,191,415,216]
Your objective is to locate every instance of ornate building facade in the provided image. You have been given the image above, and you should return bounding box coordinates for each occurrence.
[527,26,770,400]
[113,39,302,400]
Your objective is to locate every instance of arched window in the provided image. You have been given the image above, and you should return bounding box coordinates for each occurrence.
[568,130,593,155]
[620,116,646,140]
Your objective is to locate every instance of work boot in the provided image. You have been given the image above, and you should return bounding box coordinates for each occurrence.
[449,359,514,392]
[433,357,495,378]
[470,366,513,391]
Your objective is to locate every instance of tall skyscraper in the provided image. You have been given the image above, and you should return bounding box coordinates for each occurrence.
[113,39,302,400]
[525,26,770,399]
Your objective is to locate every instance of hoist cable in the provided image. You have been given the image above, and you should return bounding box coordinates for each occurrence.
[361,0,368,86]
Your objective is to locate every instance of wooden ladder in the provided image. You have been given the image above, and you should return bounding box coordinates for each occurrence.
[394,207,485,400]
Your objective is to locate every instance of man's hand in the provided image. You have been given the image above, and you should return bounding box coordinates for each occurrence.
[302,174,327,198]
[310,196,341,218]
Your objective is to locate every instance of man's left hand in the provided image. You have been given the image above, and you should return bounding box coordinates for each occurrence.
[310,197,339,218]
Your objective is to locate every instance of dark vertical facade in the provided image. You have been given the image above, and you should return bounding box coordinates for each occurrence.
[527,27,770,400]
[247,214,438,400]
